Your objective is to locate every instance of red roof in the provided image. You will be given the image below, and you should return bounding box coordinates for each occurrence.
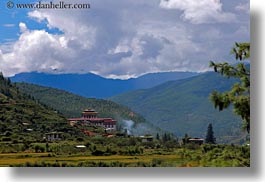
[68,117,116,124]
[68,118,87,121]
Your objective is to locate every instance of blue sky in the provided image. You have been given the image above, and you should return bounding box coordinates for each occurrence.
[0,0,249,79]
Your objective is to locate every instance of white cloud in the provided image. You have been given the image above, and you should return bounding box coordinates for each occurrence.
[103,25,203,78]
[159,0,236,24]
[0,41,14,54]
[108,39,130,55]
[1,29,65,75]
[0,0,249,78]
[28,10,97,50]
[19,22,28,33]
[235,2,250,14]
[0,50,2,59]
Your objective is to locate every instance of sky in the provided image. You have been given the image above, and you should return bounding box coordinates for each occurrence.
[0,0,250,79]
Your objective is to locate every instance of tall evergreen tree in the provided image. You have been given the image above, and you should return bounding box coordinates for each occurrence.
[163,133,168,142]
[205,123,216,144]
[156,133,160,140]
[209,42,250,132]
[182,133,191,145]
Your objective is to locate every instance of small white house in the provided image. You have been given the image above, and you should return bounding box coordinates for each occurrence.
[44,132,63,141]
[140,135,154,142]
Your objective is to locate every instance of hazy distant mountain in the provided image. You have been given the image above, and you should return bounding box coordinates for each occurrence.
[10,71,199,98]
[110,72,247,144]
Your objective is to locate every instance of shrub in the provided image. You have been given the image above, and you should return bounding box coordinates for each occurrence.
[2,137,12,142]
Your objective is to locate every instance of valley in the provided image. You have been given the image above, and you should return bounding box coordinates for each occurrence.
[0,71,250,167]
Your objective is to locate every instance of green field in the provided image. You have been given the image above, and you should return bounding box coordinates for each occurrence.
[0,152,182,167]
[0,141,250,167]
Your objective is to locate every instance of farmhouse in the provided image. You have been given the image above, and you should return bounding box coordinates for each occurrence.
[44,132,63,141]
[68,109,117,130]
[140,135,154,142]
[188,138,204,145]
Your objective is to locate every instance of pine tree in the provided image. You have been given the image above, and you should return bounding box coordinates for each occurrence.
[163,133,167,142]
[182,133,190,145]
[205,123,216,144]
[156,133,160,140]
[209,42,250,132]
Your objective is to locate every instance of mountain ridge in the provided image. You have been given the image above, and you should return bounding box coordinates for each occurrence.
[11,71,199,98]
[110,71,246,144]
[0,73,82,141]
[16,82,163,136]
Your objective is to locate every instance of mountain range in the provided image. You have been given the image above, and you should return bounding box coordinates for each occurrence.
[110,71,247,144]
[11,71,199,98]
[10,70,247,143]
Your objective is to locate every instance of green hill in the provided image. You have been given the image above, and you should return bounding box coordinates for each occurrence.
[110,72,247,144]
[0,73,81,142]
[15,82,161,135]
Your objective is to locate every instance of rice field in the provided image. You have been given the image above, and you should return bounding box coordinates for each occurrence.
[0,152,184,167]
[0,144,250,167]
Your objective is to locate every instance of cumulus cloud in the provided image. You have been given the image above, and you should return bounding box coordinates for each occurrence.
[235,2,250,14]
[0,28,67,75]
[19,22,28,33]
[159,0,236,24]
[0,0,249,78]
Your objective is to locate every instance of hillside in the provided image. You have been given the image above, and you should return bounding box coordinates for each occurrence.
[0,73,81,142]
[16,82,162,135]
[11,71,198,98]
[110,72,246,144]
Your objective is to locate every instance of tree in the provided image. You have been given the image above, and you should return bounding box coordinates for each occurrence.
[162,133,172,142]
[205,123,216,144]
[182,133,191,145]
[45,142,49,152]
[162,133,168,142]
[156,133,160,140]
[209,42,250,132]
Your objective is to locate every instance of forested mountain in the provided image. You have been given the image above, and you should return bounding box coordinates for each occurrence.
[110,72,247,144]
[16,82,161,135]
[11,71,198,98]
[0,73,81,141]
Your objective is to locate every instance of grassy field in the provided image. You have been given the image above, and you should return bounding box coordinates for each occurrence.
[0,136,250,167]
[0,152,186,167]
[0,143,249,167]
